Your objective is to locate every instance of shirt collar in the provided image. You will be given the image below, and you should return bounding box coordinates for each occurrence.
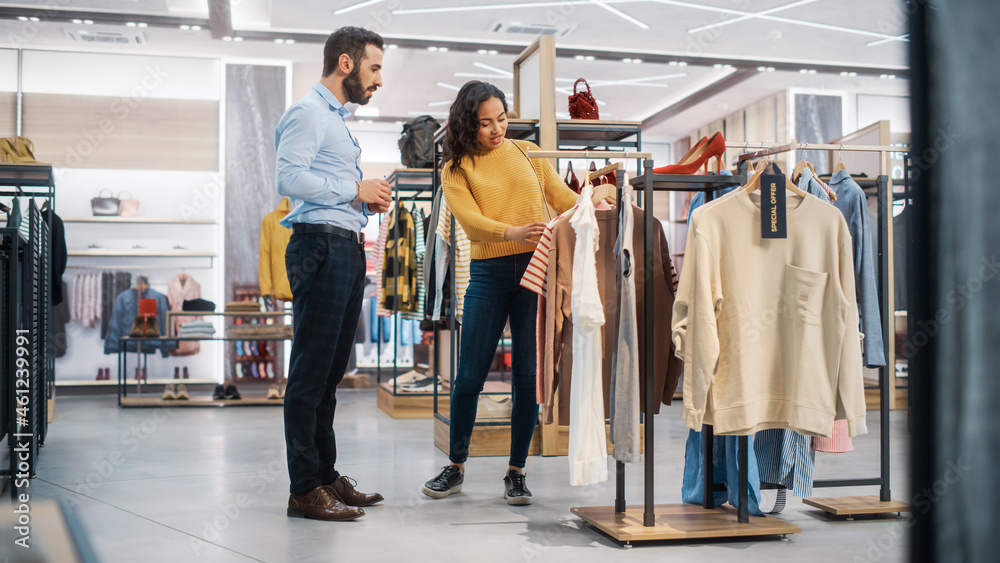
[312,82,352,118]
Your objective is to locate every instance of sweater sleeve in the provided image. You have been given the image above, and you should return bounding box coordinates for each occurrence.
[836,238,868,437]
[684,231,723,430]
[259,216,273,296]
[441,163,509,243]
[671,209,702,361]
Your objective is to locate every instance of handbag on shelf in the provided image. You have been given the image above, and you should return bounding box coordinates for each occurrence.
[117,191,141,217]
[568,78,600,120]
[91,189,120,216]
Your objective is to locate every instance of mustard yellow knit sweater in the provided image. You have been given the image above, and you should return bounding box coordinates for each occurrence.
[441,139,578,260]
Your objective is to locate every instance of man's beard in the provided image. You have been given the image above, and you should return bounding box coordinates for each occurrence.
[344,67,372,105]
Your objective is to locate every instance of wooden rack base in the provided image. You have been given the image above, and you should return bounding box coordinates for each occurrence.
[377,383,448,419]
[433,417,541,457]
[803,495,910,518]
[572,504,800,545]
[120,396,283,408]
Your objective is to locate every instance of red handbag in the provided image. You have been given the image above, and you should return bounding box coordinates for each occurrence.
[568,78,600,120]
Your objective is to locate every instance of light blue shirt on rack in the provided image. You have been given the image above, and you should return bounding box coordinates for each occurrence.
[275,82,374,232]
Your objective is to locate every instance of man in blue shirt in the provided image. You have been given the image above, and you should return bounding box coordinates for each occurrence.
[276,26,392,522]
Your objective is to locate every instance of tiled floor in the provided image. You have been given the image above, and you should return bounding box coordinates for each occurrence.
[29,391,910,562]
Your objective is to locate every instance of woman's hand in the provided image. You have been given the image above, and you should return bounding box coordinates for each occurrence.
[504,222,546,245]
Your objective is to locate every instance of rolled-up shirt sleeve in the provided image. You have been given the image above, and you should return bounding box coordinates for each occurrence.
[275,104,356,206]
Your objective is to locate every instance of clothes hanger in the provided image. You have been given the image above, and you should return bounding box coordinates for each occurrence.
[742,158,807,197]
[792,160,809,183]
[833,145,848,173]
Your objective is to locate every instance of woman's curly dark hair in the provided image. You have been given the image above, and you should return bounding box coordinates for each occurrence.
[444,81,508,168]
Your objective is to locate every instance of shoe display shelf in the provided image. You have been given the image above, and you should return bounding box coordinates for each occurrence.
[115,309,291,407]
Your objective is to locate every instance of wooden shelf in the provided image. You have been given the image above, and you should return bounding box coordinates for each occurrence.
[434,416,540,457]
[571,504,800,544]
[56,378,217,387]
[803,495,910,518]
[63,217,217,224]
[377,383,449,419]
[120,396,283,408]
[69,249,217,257]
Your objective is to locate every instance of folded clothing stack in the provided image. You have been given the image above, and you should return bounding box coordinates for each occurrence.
[179,320,216,337]
[225,301,262,313]
[227,324,293,339]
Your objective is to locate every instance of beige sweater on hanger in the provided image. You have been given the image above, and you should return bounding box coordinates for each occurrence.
[679,189,867,438]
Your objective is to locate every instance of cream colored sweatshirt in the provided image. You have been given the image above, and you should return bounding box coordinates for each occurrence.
[677,188,867,438]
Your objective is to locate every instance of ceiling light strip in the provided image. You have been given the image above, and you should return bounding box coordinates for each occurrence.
[333,0,389,16]
[588,0,650,30]
[685,0,819,34]
[867,34,910,47]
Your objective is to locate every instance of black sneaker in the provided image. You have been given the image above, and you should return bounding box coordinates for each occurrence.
[224,384,242,400]
[421,465,463,499]
[503,470,532,505]
[212,385,226,400]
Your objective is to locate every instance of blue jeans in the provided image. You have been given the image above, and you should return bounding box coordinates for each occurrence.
[449,253,539,468]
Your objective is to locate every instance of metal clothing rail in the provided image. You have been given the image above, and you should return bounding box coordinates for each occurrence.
[732,141,909,513]
[377,170,436,395]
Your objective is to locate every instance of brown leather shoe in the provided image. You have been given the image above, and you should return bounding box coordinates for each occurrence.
[326,475,384,507]
[287,485,364,521]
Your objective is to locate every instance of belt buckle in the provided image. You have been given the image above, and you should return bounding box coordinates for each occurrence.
[357,232,366,245]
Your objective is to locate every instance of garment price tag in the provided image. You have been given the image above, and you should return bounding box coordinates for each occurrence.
[760,174,787,239]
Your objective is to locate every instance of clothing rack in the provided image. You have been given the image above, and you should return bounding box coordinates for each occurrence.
[376,170,435,405]
[734,141,910,518]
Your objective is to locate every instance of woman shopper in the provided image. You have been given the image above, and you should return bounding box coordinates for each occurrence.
[421,81,578,504]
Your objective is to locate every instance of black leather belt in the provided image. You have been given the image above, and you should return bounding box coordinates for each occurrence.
[292,223,365,244]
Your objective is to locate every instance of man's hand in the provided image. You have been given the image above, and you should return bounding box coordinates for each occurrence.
[357,178,392,208]
[368,200,392,214]
[503,222,546,245]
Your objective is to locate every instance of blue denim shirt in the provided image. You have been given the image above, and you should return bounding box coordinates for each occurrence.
[797,166,831,204]
[275,82,374,231]
[829,170,886,367]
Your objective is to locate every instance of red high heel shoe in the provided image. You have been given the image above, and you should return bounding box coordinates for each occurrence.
[653,132,726,175]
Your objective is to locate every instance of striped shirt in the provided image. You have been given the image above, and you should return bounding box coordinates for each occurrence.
[520,206,577,296]
[432,197,471,321]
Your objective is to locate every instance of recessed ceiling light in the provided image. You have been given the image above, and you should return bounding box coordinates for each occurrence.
[574,55,585,60]
[72,19,82,24]
[179,24,190,30]
[286,39,295,44]
[192,25,201,31]
[17,16,28,21]
[233,36,243,42]
[137,22,148,28]
[633,59,642,64]
[840,71,849,76]
[669,61,678,66]
[585,56,595,61]
[888,74,896,79]
[678,61,688,67]
[478,49,488,54]
[800,69,809,74]
[623,58,633,63]
[222,36,233,41]
[723,64,733,69]
[395,121,406,126]
[759,66,768,72]
[767,67,775,72]
[849,71,857,77]
[387,44,398,49]
[83,20,94,25]
[29,16,40,22]
[275,38,285,44]
[487,50,498,55]
[428,46,439,52]
[808,69,817,75]
[439,47,449,52]
[126,22,137,27]
[714,64,724,69]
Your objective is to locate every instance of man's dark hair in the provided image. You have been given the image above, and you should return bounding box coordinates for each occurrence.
[322,27,385,77]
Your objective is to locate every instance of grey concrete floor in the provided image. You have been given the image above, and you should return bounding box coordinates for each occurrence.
[30,391,911,562]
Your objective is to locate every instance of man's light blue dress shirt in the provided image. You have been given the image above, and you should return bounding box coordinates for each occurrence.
[275,82,374,231]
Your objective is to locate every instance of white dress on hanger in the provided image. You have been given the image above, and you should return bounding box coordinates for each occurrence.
[568,183,609,486]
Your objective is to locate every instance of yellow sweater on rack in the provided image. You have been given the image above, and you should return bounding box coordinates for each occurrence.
[441,139,578,260]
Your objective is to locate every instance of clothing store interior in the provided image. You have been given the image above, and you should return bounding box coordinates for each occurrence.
[0,1,996,562]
